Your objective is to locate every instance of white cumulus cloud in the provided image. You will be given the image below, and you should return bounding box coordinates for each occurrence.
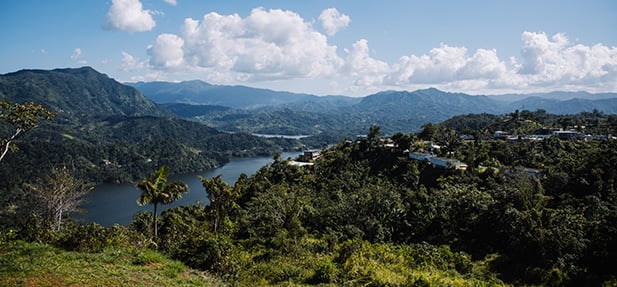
[319,8,350,36]
[164,0,177,6]
[106,0,156,32]
[383,31,617,94]
[515,31,617,90]
[344,39,389,86]
[148,7,343,82]
[148,34,185,68]
[121,51,147,71]
[129,4,616,96]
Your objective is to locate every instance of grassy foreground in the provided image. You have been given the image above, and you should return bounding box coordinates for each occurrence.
[0,240,222,287]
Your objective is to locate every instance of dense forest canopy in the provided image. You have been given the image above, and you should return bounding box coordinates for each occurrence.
[3,108,617,286]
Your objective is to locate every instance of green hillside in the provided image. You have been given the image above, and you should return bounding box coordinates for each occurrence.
[0,240,222,287]
[0,67,166,119]
[0,67,299,188]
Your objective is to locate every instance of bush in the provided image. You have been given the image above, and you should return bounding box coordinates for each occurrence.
[309,260,338,284]
[170,232,234,273]
[54,223,148,252]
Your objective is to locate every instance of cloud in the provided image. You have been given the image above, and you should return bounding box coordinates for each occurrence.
[384,32,617,94]
[121,51,148,70]
[148,34,184,68]
[344,39,389,86]
[70,48,82,60]
[148,7,343,82]
[319,8,350,36]
[106,0,156,32]
[133,5,616,95]
[515,31,617,89]
[164,0,177,6]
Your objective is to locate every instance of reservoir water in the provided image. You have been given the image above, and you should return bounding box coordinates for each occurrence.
[77,152,301,226]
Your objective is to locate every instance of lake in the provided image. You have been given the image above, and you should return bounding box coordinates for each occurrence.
[77,152,301,226]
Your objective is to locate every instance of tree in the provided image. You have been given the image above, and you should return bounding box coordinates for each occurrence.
[136,165,188,239]
[200,175,240,233]
[0,100,56,163]
[26,166,91,232]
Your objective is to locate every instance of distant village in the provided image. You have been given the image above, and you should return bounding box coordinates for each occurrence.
[290,127,616,177]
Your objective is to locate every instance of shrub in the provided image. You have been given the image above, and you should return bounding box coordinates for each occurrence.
[54,223,148,252]
[170,232,234,273]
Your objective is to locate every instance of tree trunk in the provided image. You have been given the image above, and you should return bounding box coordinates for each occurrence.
[56,210,63,232]
[153,203,158,239]
[0,128,22,163]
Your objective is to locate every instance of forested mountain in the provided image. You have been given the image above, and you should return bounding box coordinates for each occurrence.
[0,67,298,188]
[509,96,617,114]
[0,67,166,119]
[490,90,617,102]
[128,80,323,109]
[136,81,617,138]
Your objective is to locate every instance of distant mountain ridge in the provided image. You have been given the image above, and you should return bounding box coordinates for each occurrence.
[131,80,617,115]
[128,80,322,109]
[136,81,617,135]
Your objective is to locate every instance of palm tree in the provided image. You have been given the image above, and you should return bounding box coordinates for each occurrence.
[136,165,188,239]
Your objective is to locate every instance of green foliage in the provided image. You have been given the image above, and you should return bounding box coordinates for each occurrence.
[0,240,222,287]
[0,99,56,162]
[171,232,234,273]
[54,223,148,253]
[200,174,240,234]
[136,165,189,239]
[0,68,298,190]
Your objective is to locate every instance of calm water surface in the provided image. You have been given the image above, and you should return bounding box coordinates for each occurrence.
[77,152,301,226]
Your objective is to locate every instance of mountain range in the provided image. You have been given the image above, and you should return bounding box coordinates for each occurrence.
[2,66,616,184]
[130,80,617,135]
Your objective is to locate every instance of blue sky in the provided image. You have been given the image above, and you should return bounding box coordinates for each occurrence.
[1,0,616,96]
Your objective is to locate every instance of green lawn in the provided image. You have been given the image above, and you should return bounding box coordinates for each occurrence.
[0,240,222,287]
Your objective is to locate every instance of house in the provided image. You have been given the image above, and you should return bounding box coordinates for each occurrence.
[505,166,542,177]
[494,131,509,139]
[303,150,321,161]
[288,161,314,167]
[552,130,585,140]
[429,157,468,170]
[409,152,432,161]
[409,152,467,170]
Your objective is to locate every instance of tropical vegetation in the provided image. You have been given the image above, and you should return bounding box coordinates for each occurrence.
[3,109,617,285]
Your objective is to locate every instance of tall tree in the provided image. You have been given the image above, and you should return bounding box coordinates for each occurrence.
[136,165,188,239]
[200,175,240,234]
[0,100,56,163]
[26,166,91,232]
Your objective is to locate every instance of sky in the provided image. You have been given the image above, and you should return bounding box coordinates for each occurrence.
[1,0,616,97]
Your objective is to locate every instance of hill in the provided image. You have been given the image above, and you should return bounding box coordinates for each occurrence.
[0,67,167,119]
[0,67,298,187]
[509,96,617,114]
[0,240,223,286]
[129,80,322,109]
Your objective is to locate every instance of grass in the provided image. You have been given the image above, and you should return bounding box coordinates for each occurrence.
[230,237,509,287]
[0,240,222,287]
